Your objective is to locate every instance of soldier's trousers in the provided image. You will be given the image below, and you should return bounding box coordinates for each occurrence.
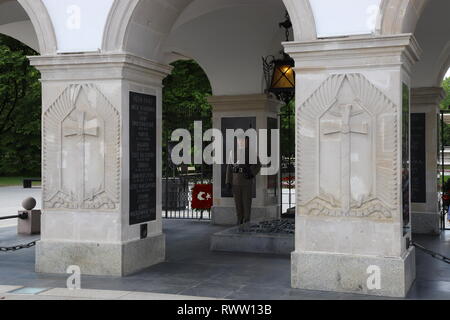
[232,184,252,224]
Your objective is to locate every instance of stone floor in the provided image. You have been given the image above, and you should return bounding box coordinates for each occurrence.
[1,219,450,300]
[0,286,217,300]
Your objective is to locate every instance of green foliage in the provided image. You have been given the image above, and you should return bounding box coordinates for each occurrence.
[280,99,295,158]
[163,60,212,135]
[441,77,450,110]
[162,60,212,173]
[0,34,40,176]
[441,77,450,146]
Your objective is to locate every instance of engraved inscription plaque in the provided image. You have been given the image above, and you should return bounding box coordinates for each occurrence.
[411,113,426,203]
[129,92,157,225]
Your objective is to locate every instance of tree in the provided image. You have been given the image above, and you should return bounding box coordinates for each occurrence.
[440,77,450,146]
[162,60,212,174]
[441,77,450,110]
[280,99,295,159]
[0,34,41,176]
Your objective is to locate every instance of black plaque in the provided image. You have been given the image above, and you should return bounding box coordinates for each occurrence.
[129,92,157,225]
[402,84,411,231]
[410,113,426,203]
[221,117,257,198]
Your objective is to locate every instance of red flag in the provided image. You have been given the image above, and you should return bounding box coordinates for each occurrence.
[191,184,213,210]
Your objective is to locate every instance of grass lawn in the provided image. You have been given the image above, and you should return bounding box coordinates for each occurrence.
[0,177,41,187]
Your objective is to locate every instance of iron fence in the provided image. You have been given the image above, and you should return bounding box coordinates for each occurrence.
[163,163,212,220]
[280,157,295,216]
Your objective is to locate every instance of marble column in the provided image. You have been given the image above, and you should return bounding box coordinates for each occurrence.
[30,53,171,276]
[284,35,421,297]
[410,87,446,235]
[208,94,282,225]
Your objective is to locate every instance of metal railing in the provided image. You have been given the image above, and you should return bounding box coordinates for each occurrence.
[163,171,212,220]
[0,209,37,252]
[0,212,28,221]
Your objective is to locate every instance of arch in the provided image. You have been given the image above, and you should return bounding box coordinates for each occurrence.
[281,0,316,41]
[378,0,430,35]
[434,44,450,86]
[16,0,57,55]
[102,0,139,53]
[408,0,450,88]
[435,50,450,87]
[101,0,316,56]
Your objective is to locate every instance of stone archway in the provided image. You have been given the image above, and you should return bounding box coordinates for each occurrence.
[101,0,317,58]
[436,50,450,88]
[16,0,57,54]
[0,0,56,54]
[27,0,436,298]
[378,0,430,35]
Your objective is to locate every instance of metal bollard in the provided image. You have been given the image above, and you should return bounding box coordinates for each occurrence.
[17,197,41,235]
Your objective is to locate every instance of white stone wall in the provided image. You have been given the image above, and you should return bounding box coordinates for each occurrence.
[285,34,420,297]
[31,53,171,276]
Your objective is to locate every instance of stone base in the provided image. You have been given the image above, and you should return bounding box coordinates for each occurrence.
[211,205,279,226]
[411,211,441,235]
[210,226,293,255]
[18,210,41,235]
[36,233,165,276]
[291,247,416,298]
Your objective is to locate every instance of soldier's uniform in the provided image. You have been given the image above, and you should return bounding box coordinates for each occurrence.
[226,155,261,225]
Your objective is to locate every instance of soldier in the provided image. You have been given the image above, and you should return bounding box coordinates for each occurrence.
[225,134,261,225]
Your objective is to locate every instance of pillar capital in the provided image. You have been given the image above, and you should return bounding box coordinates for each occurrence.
[284,34,421,75]
[411,87,447,107]
[29,53,173,85]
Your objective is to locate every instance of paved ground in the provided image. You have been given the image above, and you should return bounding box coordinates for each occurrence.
[0,186,41,228]
[1,219,450,300]
[0,286,217,300]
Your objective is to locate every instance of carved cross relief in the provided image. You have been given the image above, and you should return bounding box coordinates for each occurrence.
[62,108,104,207]
[322,104,369,212]
[299,74,397,219]
[63,111,99,139]
[319,79,373,213]
[43,84,119,210]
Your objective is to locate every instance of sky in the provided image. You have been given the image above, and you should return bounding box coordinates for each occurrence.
[446,68,450,80]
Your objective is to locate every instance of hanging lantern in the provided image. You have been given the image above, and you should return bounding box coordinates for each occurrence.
[270,53,295,98]
[262,12,295,105]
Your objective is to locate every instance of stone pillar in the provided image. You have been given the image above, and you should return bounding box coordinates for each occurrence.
[410,88,446,234]
[284,35,421,297]
[30,53,171,276]
[208,94,282,226]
